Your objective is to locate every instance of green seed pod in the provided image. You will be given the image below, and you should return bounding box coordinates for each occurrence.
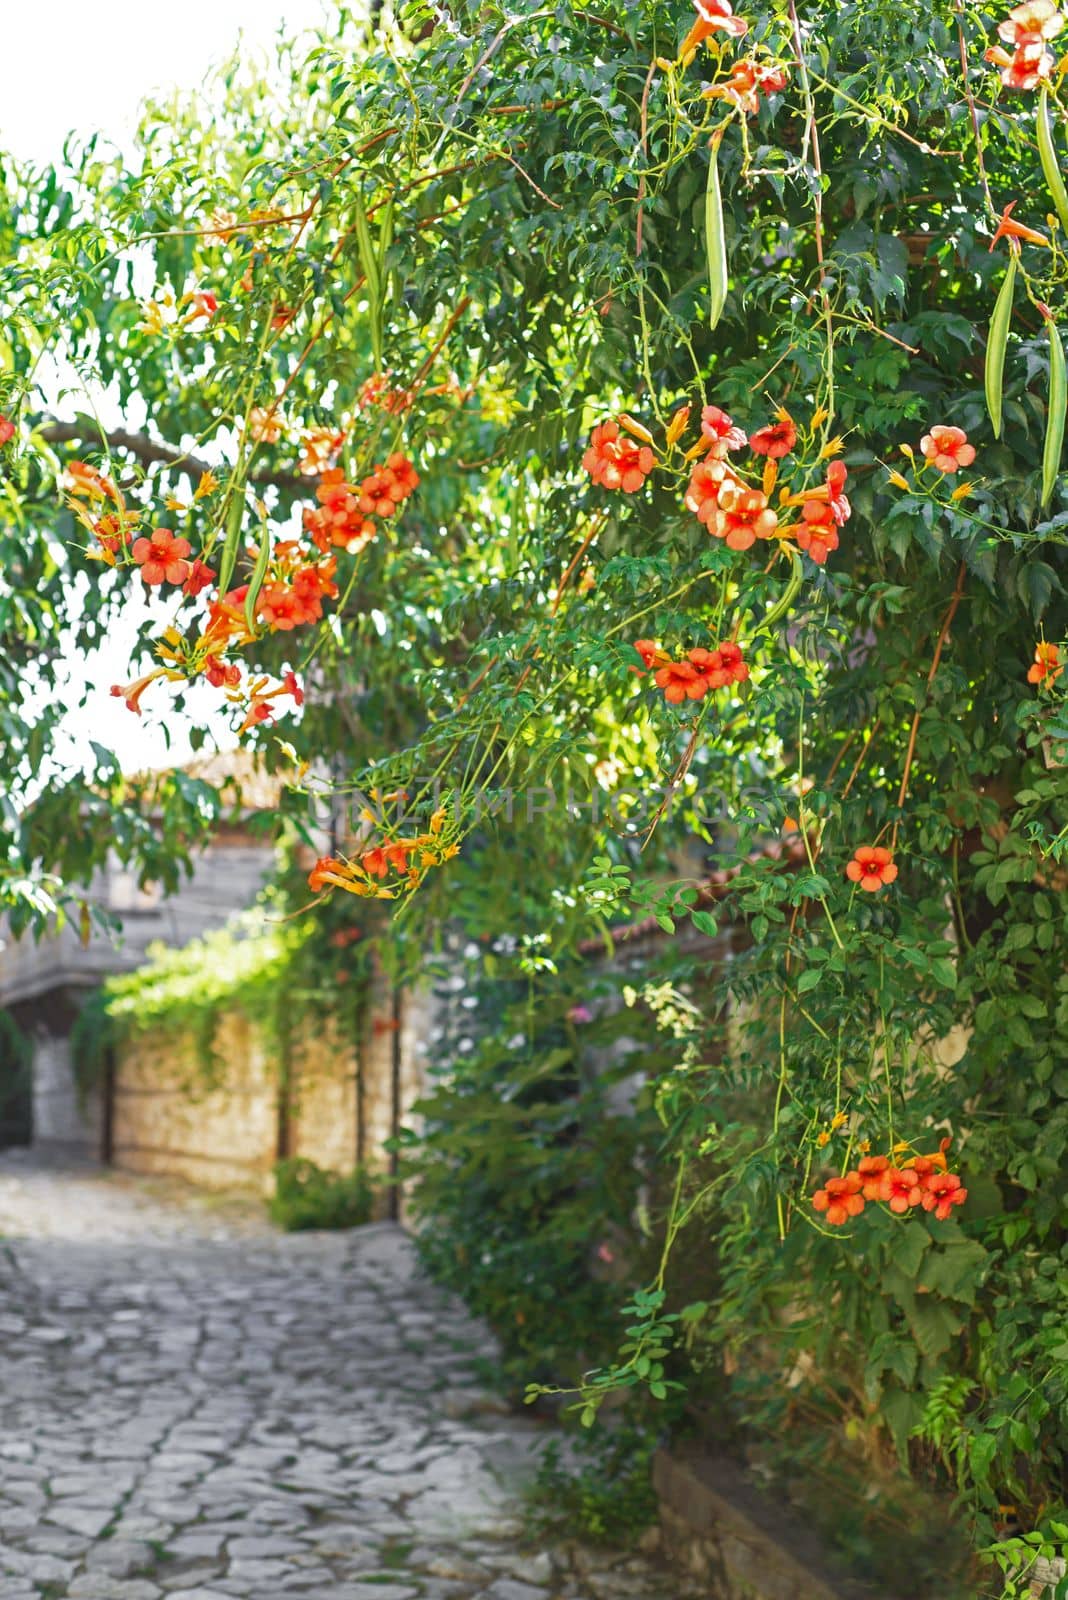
[1037,86,1068,237]
[705,141,728,331]
[354,193,383,371]
[244,521,273,635]
[216,484,246,600]
[985,250,1017,439]
[1042,312,1065,507]
[757,550,804,635]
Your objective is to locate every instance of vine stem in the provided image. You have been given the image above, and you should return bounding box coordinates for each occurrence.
[839,718,882,801]
[451,510,605,716]
[891,561,967,849]
[640,715,705,847]
[954,0,996,219]
[786,0,835,432]
[635,59,658,259]
[774,984,790,1241]
[797,696,844,949]
[550,513,606,617]
[349,559,710,847]
[879,956,894,1149]
[411,296,473,390]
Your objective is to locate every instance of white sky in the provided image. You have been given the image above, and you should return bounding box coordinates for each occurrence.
[0,0,339,167]
[2,0,339,775]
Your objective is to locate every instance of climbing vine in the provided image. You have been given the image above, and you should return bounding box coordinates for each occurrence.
[2,0,1067,1588]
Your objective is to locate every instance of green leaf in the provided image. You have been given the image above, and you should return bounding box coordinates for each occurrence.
[881,1384,926,1462]
[918,1239,990,1304]
[89,741,118,772]
[906,1298,963,1360]
[929,957,957,991]
[353,190,383,370]
[889,1222,930,1279]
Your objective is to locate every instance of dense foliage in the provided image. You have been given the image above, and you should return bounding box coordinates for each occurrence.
[401,920,671,1393]
[3,0,1068,1591]
[269,1155,375,1230]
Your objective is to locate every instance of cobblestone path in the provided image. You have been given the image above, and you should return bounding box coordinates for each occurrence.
[0,1155,687,1600]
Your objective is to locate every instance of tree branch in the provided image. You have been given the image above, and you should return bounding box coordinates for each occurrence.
[37,418,302,490]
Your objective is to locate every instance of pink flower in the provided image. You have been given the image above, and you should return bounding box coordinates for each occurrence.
[703,56,789,115]
[812,1173,864,1226]
[686,457,731,525]
[987,37,1056,87]
[582,421,655,494]
[795,500,839,565]
[857,1155,890,1201]
[826,460,851,526]
[110,669,167,715]
[846,845,898,893]
[711,483,778,550]
[919,425,976,474]
[749,412,797,459]
[700,405,748,456]
[185,291,218,322]
[997,0,1065,44]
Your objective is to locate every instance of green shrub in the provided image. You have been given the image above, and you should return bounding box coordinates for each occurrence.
[401,943,665,1395]
[269,1158,374,1232]
[529,1424,660,1547]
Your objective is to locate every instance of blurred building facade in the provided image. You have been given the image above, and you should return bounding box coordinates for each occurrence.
[0,754,276,1159]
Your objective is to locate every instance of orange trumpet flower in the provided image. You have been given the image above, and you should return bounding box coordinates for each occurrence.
[989,201,1051,252]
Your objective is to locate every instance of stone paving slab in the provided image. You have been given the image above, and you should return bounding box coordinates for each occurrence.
[0,1154,695,1599]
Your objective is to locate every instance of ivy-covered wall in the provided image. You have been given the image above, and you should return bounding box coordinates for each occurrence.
[112,1010,278,1188]
[108,988,431,1201]
[78,913,434,1202]
[109,992,431,1198]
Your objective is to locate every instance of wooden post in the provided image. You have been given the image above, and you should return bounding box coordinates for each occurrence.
[388,983,402,1220]
[275,1040,292,1163]
[354,987,366,1167]
[100,1049,115,1165]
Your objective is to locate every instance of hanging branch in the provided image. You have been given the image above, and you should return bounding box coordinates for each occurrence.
[37,419,305,490]
[891,562,968,849]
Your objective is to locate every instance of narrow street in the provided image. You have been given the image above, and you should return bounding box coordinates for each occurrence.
[0,1155,685,1600]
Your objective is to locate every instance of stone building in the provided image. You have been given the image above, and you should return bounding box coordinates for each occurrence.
[0,752,431,1210]
[107,989,432,1212]
[0,753,276,1161]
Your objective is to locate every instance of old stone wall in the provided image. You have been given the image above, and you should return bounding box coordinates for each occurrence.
[109,977,435,1205]
[111,1011,277,1189]
[286,1015,359,1177]
[31,1026,103,1159]
[653,1450,893,1600]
